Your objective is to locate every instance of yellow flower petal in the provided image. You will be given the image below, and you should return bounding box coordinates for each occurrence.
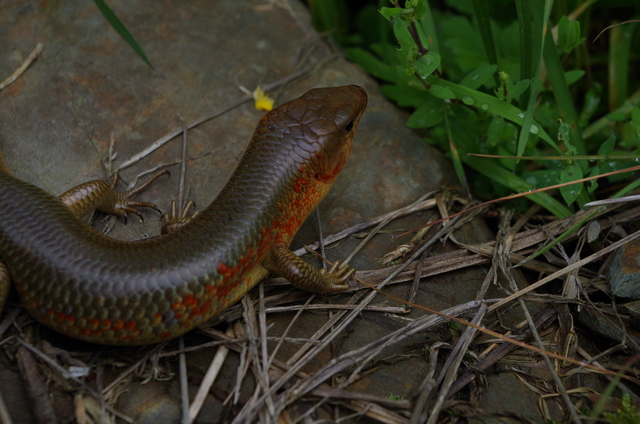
[253,86,274,111]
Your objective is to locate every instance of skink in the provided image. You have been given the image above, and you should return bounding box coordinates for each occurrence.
[0,85,367,345]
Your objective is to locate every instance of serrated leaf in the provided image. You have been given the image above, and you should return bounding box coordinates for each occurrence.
[559,162,584,205]
[407,98,444,128]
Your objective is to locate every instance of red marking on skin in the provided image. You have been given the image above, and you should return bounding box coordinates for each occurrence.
[124,320,137,331]
[217,261,231,276]
[200,302,211,314]
[80,329,91,336]
[159,331,171,339]
[112,319,124,331]
[316,162,344,182]
[65,314,75,324]
[183,294,198,307]
[293,177,310,193]
[46,308,55,316]
[55,312,65,323]
[89,318,100,329]
[100,319,111,330]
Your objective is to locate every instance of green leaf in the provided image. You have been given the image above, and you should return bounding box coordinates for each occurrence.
[487,117,505,147]
[380,7,405,21]
[415,52,441,79]
[579,83,602,125]
[557,16,584,53]
[598,135,616,156]
[506,79,531,102]
[345,48,398,83]
[380,84,429,107]
[460,64,498,89]
[559,162,583,205]
[429,84,456,100]
[92,0,154,70]
[392,18,417,68]
[413,0,427,20]
[606,111,628,122]
[407,98,444,128]
[564,70,585,86]
[465,155,572,218]
[430,76,560,152]
[632,106,640,136]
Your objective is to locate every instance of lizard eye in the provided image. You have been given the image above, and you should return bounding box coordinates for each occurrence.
[343,120,354,133]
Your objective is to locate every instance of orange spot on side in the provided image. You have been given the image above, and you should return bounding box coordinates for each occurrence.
[183,294,198,307]
[55,312,65,323]
[112,319,124,331]
[124,320,137,331]
[100,319,112,330]
[217,261,231,276]
[159,331,171,339]
[89,318,100,330]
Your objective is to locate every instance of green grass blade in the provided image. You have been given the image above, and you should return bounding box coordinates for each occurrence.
[514,0,533,108]
[608,22,633,110]
[516,0,550,158]
[464,156,572,218]
[419,0,439,54]
[542,18,586,155]
[471,0,499,87]
[431,77,561,154]
[92,0,154,70]
[527,210,597,261]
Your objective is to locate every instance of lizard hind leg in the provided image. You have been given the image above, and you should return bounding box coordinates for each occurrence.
[57,170,170,222]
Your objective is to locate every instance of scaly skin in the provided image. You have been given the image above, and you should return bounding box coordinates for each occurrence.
[0,85,367,345]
